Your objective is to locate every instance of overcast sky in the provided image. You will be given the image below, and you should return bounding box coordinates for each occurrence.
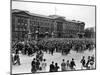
[12,0,95,28]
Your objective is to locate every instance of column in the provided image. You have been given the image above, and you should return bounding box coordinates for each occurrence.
[15,16,18,30]
[27,18,31,41]
[53,20,57,37]
[15,16,18,41]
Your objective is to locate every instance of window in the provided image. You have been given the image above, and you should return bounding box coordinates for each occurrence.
[57,22,63,31]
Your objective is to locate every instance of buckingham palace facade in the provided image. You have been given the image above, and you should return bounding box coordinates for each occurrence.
[12,9,85,41]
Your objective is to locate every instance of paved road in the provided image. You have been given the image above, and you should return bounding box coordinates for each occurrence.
[12,49,95,74]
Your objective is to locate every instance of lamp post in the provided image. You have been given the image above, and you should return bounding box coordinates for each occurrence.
[27,18,31,42]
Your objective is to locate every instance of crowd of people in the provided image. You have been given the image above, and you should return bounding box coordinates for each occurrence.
[38,38,95,54]
[11,38,95,73]
[31,58,47,73]
[11,38,95,56]
[31,54,95,73]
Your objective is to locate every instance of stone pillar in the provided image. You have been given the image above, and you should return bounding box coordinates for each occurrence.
[53,21,57,38]
[27,18,31,41]
[15,16,18,41]
[15,16,18,30]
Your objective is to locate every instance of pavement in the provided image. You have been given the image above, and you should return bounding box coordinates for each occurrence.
[12,49,95,74]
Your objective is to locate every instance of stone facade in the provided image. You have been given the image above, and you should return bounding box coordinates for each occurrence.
[12,9,85,41]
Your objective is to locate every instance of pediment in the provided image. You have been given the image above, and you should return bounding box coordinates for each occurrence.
[55,17,66,22]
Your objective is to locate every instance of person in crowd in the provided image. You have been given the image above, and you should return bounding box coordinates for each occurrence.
[80,56,86,69]
[24,44,28,55]
[41,59,47,71]
[51,47,54,55]
[54,63,60,72]
[31,58,36,73]
[90,55,95,63]
[86,56,91,69]
[70,58,76,70]
[90,55,95,69]
[36,50,43,61]
[39,50,44,61]
[12,39,95,72]
[61,59,66,71]
[66,60,70,70]
[39,59,42,71]
[49,61,55,72]
[28,47,32,56]
[12,52,15,65]
[13,53,21,65]
[36,59,40,71]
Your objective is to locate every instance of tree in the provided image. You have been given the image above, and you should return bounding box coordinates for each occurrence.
[84,27,95,38]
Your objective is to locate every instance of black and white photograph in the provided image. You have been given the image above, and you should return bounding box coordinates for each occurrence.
[11,0,96,74]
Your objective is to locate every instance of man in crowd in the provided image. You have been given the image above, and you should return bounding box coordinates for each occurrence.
[51,46,54,55]
[13,53,21,65]
[36,59,40,71]
[80,56,86,69]
[49,61,55,72]
[70,58,76,70]
[54,63,60,72]
[31,58,36,73]
[87,55,95,69]
[90,55,95,69]
[86,56,91,69]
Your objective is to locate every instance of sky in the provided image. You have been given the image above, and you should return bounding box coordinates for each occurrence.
[12,0,96,28]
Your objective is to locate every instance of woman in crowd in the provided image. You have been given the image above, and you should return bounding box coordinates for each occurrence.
[41,59,47,71]
[61,59,66,71]
[66,60,70,70]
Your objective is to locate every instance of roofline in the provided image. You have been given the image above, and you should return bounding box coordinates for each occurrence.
[12,9,85,24]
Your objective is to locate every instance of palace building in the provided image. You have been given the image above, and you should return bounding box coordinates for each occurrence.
[12,9,85,41]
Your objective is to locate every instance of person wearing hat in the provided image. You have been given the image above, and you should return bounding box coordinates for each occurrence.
[61,59,66,71]
[54,63,60,72]
[66,60,70,70]
[86,56,91,69]
[70,58,76,70]
[41,59,47,71]
[90,55,95,69]
[49,61,55,72]
[31,58,36,73]
[80,56,86,69]
[36,59,40,71]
